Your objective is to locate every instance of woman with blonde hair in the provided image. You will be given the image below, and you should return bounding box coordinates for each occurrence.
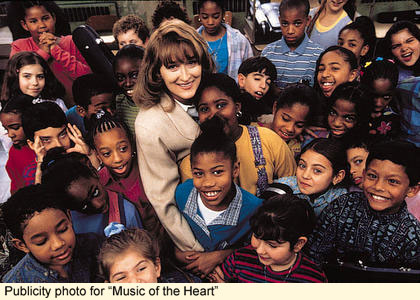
[132,19,215,253]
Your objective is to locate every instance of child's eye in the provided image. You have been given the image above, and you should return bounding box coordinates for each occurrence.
[35,238,47,246]
[116,74,125,82]
[119,146,128,152]
[216,103,226,109]
[293,21,303,27]
[130,72,139,79]
[313,168,322,174]
[345,116,356,122]
[115,275,126,282]
[58,225,68,234]
[282,115,290,122]
[198,106,209,113]
[407,38,415,43]
[137,266,146,272]
[92,187,100,197]
[391,44,400,50]
[41,138,51,144]
[367,173,377,179]
[37,74,45,79]
[213,170,224,175]
[101,152,111,157]
[355,159,363,165]
[296,123,304,129]
[267,243,278,248]
[337,40,344,46]
[23,74,31,79]
[383,95,392,101]
[298,162,306,169]
[42,15,51,21]
[349,43,356,48]
[329,110,337,116]
[388,179,400,185]
[193,171,203,177]
[332,66,340,71]
[281,22,289,27]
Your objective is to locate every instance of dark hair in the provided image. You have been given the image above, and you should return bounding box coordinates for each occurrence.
[365,140,420,186]
[384,21,420,76]
[314,46,358,97]
[112,14,150,44]
[307,0,356,37]
[0,93,34,115]
[22,101,67,142]
[339,16,376,64]
[2,184,69,240]
[194,73,241,107]
[238,56,277,81]
[250,194,315,248]
[198,0,225,12]
[113,44,145,72]
[72,73,116,109]
[328,82,372,139]
[41,149,98,211]
[16,1,57,21]
[300,138,347,175]
[274,83,318,124]
[87,110,133,150]
[191,115,237,165]
[152,0,191,29]
[279,0,310,17]
[1,51,65,102]
[344,135,370,152]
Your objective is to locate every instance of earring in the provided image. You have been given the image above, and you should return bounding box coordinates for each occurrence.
[222,17,226,23]
[198,17,201,22]
[236,111,242,118]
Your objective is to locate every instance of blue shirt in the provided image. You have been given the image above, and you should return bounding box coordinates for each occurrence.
[2,233,103,283]
[175,179,262,251]
[207,33,228,74]
[275,176,347,217]
[261,34,324,88]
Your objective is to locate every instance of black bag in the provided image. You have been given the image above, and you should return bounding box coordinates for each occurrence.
[72,24,116,84]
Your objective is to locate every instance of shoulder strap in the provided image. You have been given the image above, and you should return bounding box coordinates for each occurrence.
[117,193,127,226]
[246,125,269,196]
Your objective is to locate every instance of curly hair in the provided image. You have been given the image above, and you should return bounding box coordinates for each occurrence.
[151,0,191,29]
[112,14,150,45]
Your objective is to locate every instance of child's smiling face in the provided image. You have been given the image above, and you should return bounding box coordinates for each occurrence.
[271,103,309,142]
[94,127,134,179]
[16,208,75,272]
[317,51,357,97]
[18,64,45,98]
[115,57,140,99]
[192,152,239,211]
[391,28,420,68]
[363,159,415,214]
[327,98,357,138]
[21,5,56,43]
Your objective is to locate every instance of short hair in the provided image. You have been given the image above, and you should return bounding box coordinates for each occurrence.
[300,138,347,175]
[16,0,57,21]
[361,60,399,91]
[41,149,97,211]
[0,93,34,115]
[113,44,145,72]
[384,21,420,77]
[87,110,133,150]
[191,115,237,166]
[2,184,69,241]
[274,83,317,124]
[279,0,310,17]
[194,73,240,107]
[238,56,277,81]
[198,0,225,12]
[314,46,358,97]
[113,14,150,44]
[72,73,115,109]
[250,194,315,248]
[152,0,191,29]
[339,16,376,63]
[1,51,65,102]
[329,82,373,138]
[133,19,215,109]
[98,228,159,281]
[365,140,420,186]
[22,102,67,142]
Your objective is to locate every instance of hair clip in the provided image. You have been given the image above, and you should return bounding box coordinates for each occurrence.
[46,159,55,167]
[104,222,126,237]
[32,98,43,105]
[95,109,105,119]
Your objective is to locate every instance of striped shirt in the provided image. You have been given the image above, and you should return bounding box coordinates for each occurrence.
[116,93,140,139]
[261,34,324,88]
[221,245,327,283]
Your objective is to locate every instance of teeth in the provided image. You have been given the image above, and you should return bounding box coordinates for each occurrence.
[371,194,389,201]
[204,191,219,197]
[402,53,412,58]
[255,92,263,96]
[322,82,334,86]
[179,82,192,87]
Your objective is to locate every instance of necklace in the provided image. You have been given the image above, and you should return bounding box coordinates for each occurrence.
[206,35,224,61]
[263,253,297,283]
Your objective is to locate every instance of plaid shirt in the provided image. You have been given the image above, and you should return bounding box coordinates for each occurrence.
[397,77,420,146]
[197,24,253,80]
[275,176,347,217]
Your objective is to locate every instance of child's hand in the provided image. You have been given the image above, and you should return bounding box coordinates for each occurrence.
[185,250,232,279]
[33,136,46,164]
[207,266,225,283]
[39,32,59,53]
[174,247,198,265]
[304,126,327,139]
[66,124,90,155]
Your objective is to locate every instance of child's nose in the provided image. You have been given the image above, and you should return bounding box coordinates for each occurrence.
[50,235,65,250]
[373,178,386,191]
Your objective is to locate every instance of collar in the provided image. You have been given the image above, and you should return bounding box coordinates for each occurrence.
[279,34,309,55]
[24,253,70,281]
[99,161,138,188]
[174,99,199,119]
[183,184,243,237]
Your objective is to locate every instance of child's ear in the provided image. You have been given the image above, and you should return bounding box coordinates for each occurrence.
[293,237,307,253]
[272,101,277,115]
[237,73,246,88]
[332,169,346,186]
[65,209,73,224]
[360,44,369,57]
[154,257,162,278]
[235,102,242,114]
[348,69,358,82]
[20,20,29,32]
[76,105,87,118]
[232,161,240,179]
[27,139,35,151]
[407,183,420,198]
[12,238,30,254]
